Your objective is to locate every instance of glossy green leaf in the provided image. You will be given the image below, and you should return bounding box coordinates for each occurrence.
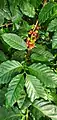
[2,33,27,50]
[29,63,57,88]
[33,99,57,120]
[0,60,22,84]
[31,44,54,62]
[39,2,57,23]
[20,1,35,18]
[25,74,47,102]
[6,74,25,107]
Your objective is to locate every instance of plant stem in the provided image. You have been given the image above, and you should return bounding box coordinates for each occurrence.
[26,109,29,120]
[33,20,38,31]
[0,22,13,28]
[43,0,47,7]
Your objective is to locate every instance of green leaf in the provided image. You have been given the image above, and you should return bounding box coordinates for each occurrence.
[8,0,19,16]
[2,33,27,50]
[0,106,21,120]
[30,105,43,120]
[31,44,54,62]
[31,53,53,63]
[1,0,11,20]
[52,31,57,49]
[29,0,37,7]
[20,1,35,18]
[33,99,57,120]
[6,74,26,107]
[0,60,22,84]
[28,63,57,88]
[12,8,22,24]
[29,0,42,8]
[0,88,6,106]
[11,51,26,63]
[18,20,31,39]
[1,9,11,20]
[0,0,4,8]
[47,91,57,104]
[25,74,47,102]
[39,2,57,23]
[17,96,26,109]
[0,11,4,25]
[21,96,31,110]
[0,51,7,62]
[47,18,57,32]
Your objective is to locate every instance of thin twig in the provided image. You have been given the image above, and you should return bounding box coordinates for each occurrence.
[0,23,13,28]
[33,20,38,31]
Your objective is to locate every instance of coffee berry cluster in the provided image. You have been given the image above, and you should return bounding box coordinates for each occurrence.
[26,23,40,50]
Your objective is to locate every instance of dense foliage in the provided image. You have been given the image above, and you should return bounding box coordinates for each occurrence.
[0,0,57,120]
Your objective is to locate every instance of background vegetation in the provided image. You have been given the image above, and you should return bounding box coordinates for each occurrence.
[0,0,57,120]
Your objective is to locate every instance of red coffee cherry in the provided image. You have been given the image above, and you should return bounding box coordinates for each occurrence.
[29,30,33,35]
[28,41,35,49]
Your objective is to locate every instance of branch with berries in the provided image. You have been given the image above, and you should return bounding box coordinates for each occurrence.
[26,21,41,50]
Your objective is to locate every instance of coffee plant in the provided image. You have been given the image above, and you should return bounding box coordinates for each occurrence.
[0,0,57,120]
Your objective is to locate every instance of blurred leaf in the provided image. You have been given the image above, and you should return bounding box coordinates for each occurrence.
[47,18,57,32]
[1,9,11,20]
[0,51,7,62]
[21,96,31,110]
[0,87,6,106]
[30,105,43,120]
[2,0,11,20]
[0,11,4,25]
[12,8,22,24]
[29,0,42,8]
[11,51,26,62]
[52,31,57,49]
[0,106,21,120]
[18,21,31,39]
[0,0,4,8]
